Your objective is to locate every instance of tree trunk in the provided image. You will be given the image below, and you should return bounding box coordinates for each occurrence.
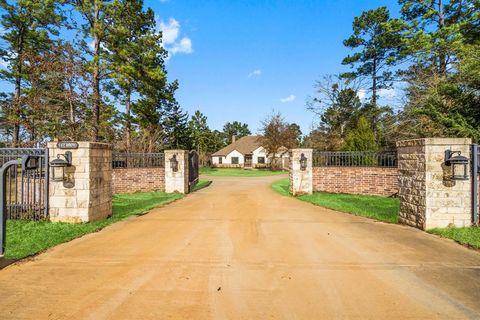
[13,37,24,147]
[371,56,378,139]
[92,2,101,142]
[125,82,131,152]
[148,133,153,153]
[92,39,100,141]
[437,0,447,75]
[13,76,21,147]
[29,124,35,146]
[371,57,377,108]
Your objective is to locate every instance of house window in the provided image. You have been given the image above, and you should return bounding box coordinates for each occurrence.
[218,157,222,164]
[231,157,239,164]
[257,156,265,164]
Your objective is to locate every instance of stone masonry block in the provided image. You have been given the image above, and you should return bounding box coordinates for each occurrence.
[397,138,472,230]
[48,141,112,223]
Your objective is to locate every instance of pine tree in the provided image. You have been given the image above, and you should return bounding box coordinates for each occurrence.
[163,104,190,150]
[72,0,116,141]
[0,0,63,146]
[222,121,251,145]
[397,0,477,76]
[343,116,379,151]
[108,0,166,151]
[188,111,211,153]
[341,7,404,109]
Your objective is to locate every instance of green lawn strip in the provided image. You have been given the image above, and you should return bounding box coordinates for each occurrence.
[5,191,183,260]
[428,227,480,249]
[272,178,400,223]
[193,179,212,191]
[200,167,286,177]
[271,178,291,196]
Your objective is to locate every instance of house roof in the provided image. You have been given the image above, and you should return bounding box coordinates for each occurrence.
[212,136,263,156]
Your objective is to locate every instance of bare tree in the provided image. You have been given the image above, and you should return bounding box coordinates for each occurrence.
[260,112,298,170]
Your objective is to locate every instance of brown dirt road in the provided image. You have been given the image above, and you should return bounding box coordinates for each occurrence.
[1,175,480,319]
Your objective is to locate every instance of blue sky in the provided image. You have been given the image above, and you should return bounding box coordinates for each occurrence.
[150,0,402,134]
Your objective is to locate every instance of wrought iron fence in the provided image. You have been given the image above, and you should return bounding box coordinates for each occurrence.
[112,152,165,169]
[312,150,398,168]
[0,148,49,220]
[188,150,199,192]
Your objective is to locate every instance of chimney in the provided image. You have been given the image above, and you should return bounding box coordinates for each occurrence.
[232,135,236,144]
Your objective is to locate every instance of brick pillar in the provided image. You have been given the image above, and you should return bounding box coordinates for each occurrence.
[290,149,313,196]
[48,142,112,223]
[164,150,189,194]
[397,138,472,230]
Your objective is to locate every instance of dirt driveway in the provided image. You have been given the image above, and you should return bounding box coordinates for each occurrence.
[1,175,480,319]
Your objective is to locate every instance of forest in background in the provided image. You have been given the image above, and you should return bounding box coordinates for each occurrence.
[0,0,479,156]
[304,0,479,151]
[0,0,255,155]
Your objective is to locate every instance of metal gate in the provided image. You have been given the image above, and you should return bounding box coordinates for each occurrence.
[0,148,49,220]
[472,144,479,225]
[188,150,199,192]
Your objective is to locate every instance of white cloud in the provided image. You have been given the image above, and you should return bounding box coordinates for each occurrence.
[248,69,262,78]
[357,89,367,101]
[280,94,296,103]
[378,88,397,99]
[160,18,180,45]
[169,37,192,54]
[158,17,193,58]
[0,58,9,69]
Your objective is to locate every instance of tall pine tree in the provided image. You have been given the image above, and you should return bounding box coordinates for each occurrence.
[0,0,63,146]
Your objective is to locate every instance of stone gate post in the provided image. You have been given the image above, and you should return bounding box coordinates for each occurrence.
[290,149,313,196]
[48,142,112,223]
[397,138,472,230]
[164,150,189,194]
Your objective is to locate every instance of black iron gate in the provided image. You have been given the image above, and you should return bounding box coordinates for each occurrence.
[0,148,49,220]
[188,150,199,192]
[472,144,479,225]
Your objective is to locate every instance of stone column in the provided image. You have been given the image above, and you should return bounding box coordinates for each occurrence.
[397,138,472,230]
[164,150,189,194]
[48,142,112,223]
[290,149,313,196]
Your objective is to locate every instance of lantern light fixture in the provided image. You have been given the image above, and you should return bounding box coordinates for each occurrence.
[300,153,308,171]
[49,151,72,182]
[170,154,179,172]
[444,150,469,181]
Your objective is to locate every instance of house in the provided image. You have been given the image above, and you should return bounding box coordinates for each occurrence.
[211,135,290,169]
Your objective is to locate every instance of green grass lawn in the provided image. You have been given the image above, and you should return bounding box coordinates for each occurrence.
[272,178,400,223]
[193,179,212,191]
[428,227,480,249]
[4,180,211,260]
[200,166,286,177]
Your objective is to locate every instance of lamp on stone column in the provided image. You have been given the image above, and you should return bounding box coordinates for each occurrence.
[445,150,469,181]
[170,154,178,172]
[49,151,72,182]
[300,153,307,171]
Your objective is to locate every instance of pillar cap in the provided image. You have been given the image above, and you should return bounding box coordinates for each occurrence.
[397,138,472,148]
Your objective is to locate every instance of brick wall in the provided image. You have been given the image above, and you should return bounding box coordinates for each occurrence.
[112,167,165,194]
[312,167,399,197]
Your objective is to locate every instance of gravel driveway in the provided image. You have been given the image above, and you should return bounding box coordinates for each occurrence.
[1,175,479,319]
